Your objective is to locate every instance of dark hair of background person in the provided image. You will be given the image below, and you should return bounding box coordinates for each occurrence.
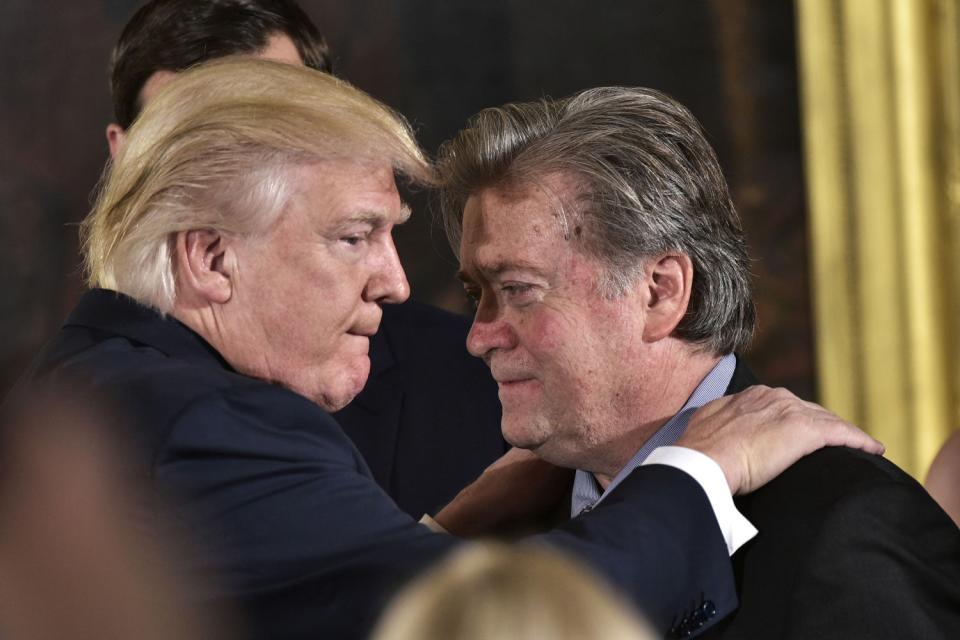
[109,0,332,128]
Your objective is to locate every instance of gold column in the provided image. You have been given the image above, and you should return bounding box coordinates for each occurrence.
[939,0,960,452]
[796,0,959,477]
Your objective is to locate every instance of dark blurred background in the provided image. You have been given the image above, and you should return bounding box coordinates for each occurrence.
[0,0,814,398]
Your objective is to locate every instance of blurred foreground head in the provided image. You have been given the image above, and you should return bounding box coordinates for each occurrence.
[0,392,230,640]
[82,59,433,411]
[372,543,655,640]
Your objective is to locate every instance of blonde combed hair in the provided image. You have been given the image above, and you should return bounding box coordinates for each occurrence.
[372,543,655,640]
[82,57,433,311]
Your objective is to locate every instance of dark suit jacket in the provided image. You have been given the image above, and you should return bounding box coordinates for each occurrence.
[333,301,507,519]
[697,362,960,639]
[24,289,737,640]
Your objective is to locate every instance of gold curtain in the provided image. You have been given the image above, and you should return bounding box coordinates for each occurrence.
[795,0,960,478]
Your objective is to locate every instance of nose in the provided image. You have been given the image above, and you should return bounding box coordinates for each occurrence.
[365,235,410,304]
[466,302,517,359]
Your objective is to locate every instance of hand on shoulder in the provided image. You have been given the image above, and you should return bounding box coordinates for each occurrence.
[678,385,884,495]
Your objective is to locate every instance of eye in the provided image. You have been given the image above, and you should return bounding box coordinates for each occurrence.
[463,286,481,309]
[500,282,539,307]
[501,282,533,298]
[340,232,369,247]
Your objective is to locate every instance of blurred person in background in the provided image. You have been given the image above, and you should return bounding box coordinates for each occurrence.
[19,57,880,639]
[926,431,960,528]
[372,542,656,640]
[0,391,231,640]
[103,0,508,521]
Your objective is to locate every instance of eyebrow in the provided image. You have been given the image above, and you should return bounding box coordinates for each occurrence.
[456,259,548,283]
[340,203,412,228]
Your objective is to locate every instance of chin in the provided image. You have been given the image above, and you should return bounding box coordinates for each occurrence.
[320,393,353,413]
[316,358,371,412]
[315,382,362,412]
[501,416,548,451]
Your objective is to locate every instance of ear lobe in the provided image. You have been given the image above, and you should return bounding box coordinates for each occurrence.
[106,124,126,159]
[642,253,693,343]
[176,229,233,305]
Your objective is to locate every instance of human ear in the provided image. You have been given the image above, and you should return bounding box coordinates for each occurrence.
[175,229,233,305]
[642,253,693,342]
[105,124,126,159]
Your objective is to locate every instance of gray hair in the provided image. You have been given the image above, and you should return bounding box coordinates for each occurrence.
[437,87,754,355]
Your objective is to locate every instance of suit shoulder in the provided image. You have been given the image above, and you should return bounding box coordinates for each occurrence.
[737,447,957,549]
[722,449,960,639]
[159,382,363,467]
[51,333,247,408]
[743,447,926,516]
[39,332,359,466]
[786,446,916,488]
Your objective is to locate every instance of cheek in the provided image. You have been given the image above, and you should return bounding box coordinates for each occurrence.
[517,309,565,355]
[520,310,591,389]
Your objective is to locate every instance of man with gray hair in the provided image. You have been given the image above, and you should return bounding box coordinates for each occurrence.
[440,87,960,639]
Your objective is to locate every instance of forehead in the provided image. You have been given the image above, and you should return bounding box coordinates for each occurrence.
[258,33,304,66]
[459,174,581,271]
[288,160,405,226]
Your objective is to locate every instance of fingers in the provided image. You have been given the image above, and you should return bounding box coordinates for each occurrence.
[789,396,885,455]
[682,385,885,496]
[819,417,885,455]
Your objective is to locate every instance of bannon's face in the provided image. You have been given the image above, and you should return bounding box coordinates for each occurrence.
[227,160,409,411]
[457,175,652,469]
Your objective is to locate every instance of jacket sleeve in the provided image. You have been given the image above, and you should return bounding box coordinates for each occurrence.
[784,479,960,640]
[539,464,737,637]
[154,384,735,639]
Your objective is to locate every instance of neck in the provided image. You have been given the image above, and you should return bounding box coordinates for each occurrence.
[590,344,723,487]
[172,300,233,364]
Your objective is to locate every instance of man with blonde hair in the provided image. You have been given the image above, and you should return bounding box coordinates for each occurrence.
[25,59,883,639]
[102,0,508,520]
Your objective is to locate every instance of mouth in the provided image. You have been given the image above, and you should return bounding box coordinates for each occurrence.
[344,328,374,355]
[347,317,381,338]
[347,329,376,338]
[495,377,540,396]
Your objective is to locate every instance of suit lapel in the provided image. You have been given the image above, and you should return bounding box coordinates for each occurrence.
[332,327,403,494]
[725,356,758,395]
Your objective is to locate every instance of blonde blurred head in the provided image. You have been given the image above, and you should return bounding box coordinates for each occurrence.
[81,57,433,312]
[372,543,655,640]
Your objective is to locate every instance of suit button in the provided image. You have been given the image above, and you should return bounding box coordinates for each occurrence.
[700,600,717,619]
[691,612,705,629]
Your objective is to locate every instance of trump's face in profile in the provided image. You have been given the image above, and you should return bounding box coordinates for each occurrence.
[221,160,410,411]
[457,173,652,471]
